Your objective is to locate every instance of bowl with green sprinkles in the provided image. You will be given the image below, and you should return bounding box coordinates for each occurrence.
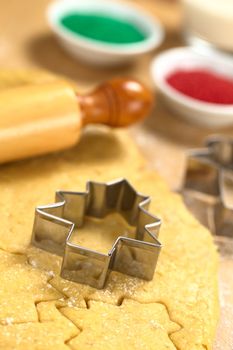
[47,0,164,66]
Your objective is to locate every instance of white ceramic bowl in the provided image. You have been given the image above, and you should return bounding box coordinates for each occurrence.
[151,47,233,128]
[47,0,164,67]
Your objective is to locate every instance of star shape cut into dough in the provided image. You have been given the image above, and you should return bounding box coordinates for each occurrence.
[59,299,181,350]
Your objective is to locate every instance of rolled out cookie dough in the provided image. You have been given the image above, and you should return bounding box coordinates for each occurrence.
[0,71,219,350]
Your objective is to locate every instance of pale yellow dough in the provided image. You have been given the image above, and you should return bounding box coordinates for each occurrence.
[0,71,219,350]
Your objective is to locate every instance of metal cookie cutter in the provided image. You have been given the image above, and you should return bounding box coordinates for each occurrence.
[32,178,162,289]
[182,136,233,237]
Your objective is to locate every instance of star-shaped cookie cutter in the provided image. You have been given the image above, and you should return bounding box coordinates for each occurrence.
[32,178,162,289]
[182,135,233,237]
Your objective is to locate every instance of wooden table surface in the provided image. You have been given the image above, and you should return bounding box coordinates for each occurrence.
[1,0,233,348]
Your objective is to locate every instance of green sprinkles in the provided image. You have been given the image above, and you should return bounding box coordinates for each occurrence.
[60,12,147,44]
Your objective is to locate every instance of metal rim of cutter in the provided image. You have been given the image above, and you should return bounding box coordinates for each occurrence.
[31,178,162,289]
[183,135,233,236]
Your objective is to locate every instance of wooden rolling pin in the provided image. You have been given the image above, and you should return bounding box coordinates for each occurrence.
[0,77,153,163]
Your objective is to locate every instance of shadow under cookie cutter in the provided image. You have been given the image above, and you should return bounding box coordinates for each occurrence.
[32,178,162,289]
[182,135,233,237]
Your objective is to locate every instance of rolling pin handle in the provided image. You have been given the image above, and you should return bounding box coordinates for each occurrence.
[77,78,154,127]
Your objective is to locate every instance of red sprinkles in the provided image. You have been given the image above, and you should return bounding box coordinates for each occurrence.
[166,69,233,105]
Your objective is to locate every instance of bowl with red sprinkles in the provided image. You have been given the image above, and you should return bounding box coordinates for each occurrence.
[151,47,233,128]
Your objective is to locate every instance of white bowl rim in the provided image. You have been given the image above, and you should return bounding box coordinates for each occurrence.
[47,0,165,56]
[151,47,233,114]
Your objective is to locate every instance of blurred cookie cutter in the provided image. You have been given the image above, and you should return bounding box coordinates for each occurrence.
[182,135,233,236]
[32,178,162,289]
